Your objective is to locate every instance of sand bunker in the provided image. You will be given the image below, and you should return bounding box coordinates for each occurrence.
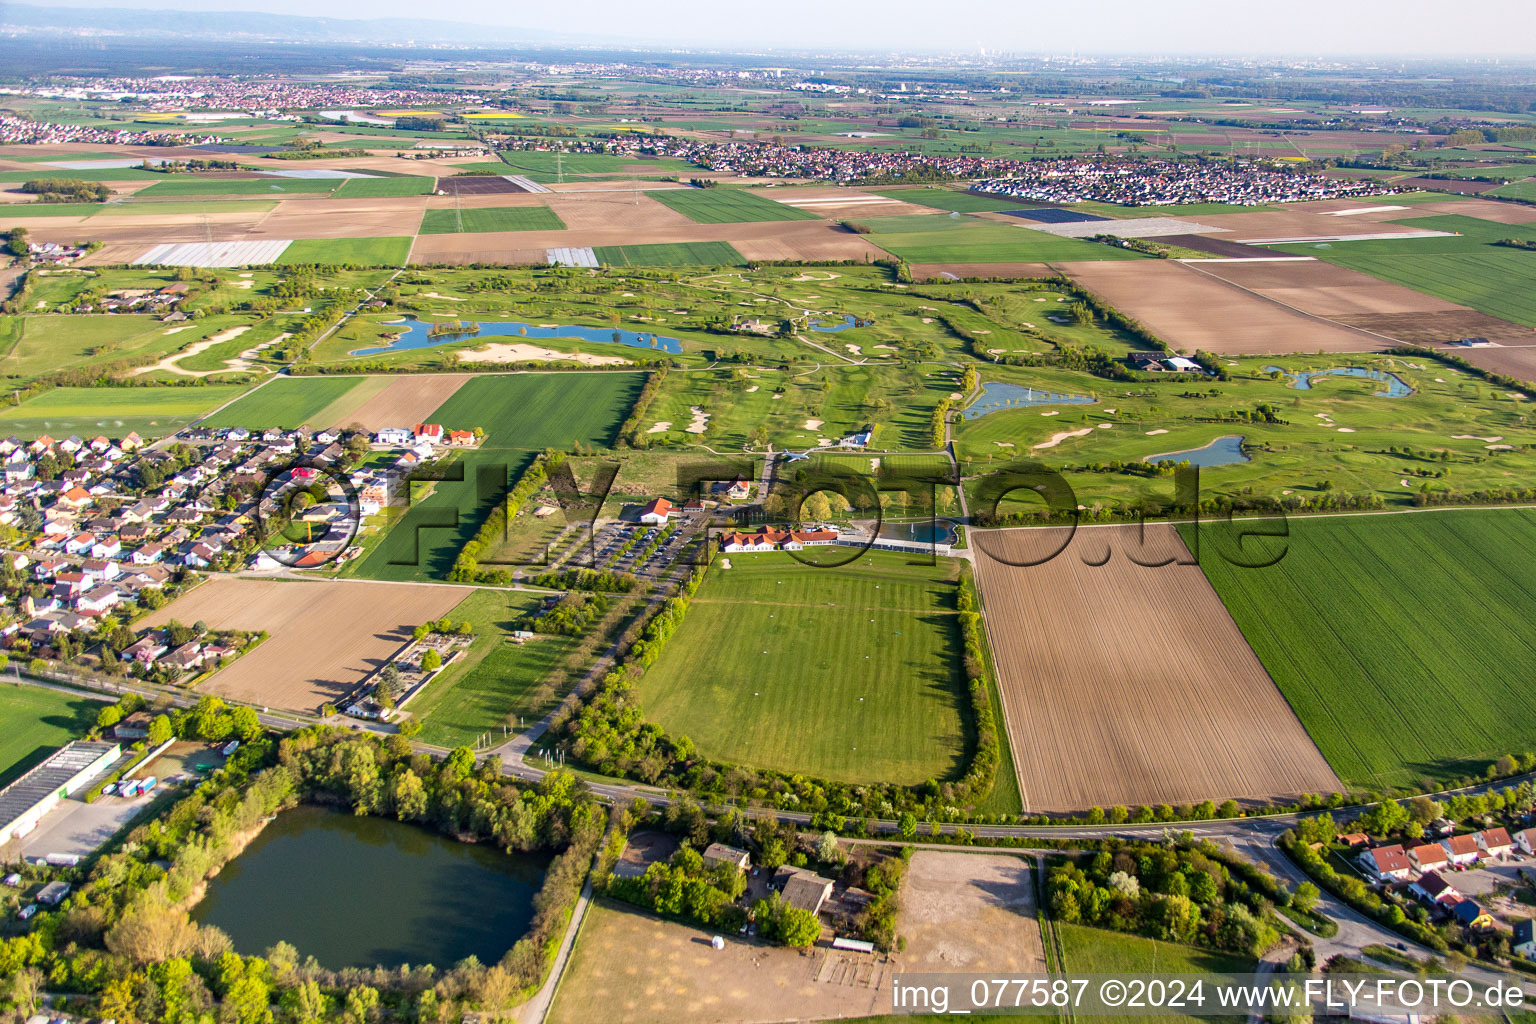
[1034,428,1093,449]
[804,419,823,430]
[647,421,672,434]
[457,343,629,366]
[686,407,710,434]
[1146,429,1169,435]
[1453,434,1503,442]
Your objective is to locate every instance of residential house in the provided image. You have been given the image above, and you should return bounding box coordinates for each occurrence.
[413,423,444,445]
[1515,920,1536,959]
[184,542,222,569]
[1407,843,1449,874]
[1477,828,1514,859]
[57,487,92,511]
[122,634,168,665]
[161,643,205,672]
[1442,834,1481,867]
[1516,828,1536,856]
[702,843,751,873]
[1450,897,1496,930]
[1410,871,1461,907]
[447,430,475,447]
[1358,844,1412,882]
[77,585,119,615]
[130,543,164,565]
[89,536,121,560]
[774,867,834,916]
[376,428,412,446]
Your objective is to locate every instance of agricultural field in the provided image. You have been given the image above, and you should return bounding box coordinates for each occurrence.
[407,589,579,748]
[866,215,1146,263]
[201,376,364,430]
[1187,509,1536,792]
[356,372,645,582]
[0,685,102,788]
[647,187,821,224]
[332,175,437,198]
[0,383,249,438]
[134,177,340,197]
[972,524,1341,811]
[140,578,473,713]
[635,551,972,786]
[275,237,412,266]
[418,206,566,234]
[870,187,1030,213]
[1057,924,1253,1024]
[593,241,746,266]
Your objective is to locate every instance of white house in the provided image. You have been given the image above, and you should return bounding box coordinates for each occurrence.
[376,428,412,446]
[1358,844,1412,881]
[1442,834,1481,867]
[1406,842,1449,874]
[1515,920,1535,959]
[639,498,674,525]
[1515,828,1536,856]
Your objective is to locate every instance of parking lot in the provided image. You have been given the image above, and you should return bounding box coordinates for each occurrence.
[20,789,160,861]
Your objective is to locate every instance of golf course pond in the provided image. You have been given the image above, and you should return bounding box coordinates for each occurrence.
[1146,435,1251,468]
[351,315,685,357]
[961,382,1095,420]
[1262,364,1413,397]
[191,804,552,970]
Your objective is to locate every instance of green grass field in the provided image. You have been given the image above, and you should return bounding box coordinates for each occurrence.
[96,200,279,217]
[134,177,340,197]
[868,216,1146,263]
[0,685,103,788]
[593,241,747,266]
[357,373,645,582]
[275,237,413,266]
[418,206,566,234]
[1491,180,1536,202]
[497,151,627,182]
[647,188,820,224]
[0,384,248,439]
[201,377,362,430]
[0,203,105,219]
[635,551,971,785]
[0,313,255,388]
[1188,509,1536,791]
[1057,923,1253,1024]
[333,175,437,198]
[409,590,578,748]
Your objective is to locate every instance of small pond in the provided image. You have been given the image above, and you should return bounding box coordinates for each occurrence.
[877,520,958,545]
[192,805,552,970]
[1146,435,1251,468]
[350,315,684,357]
[807,314,863,333]
[960,382,1095,420]
[1262,364,1413,398]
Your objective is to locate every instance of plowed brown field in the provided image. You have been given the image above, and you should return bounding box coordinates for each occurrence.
[972,524,1340,811]
[315,374,473,431]
[142,577,471,712]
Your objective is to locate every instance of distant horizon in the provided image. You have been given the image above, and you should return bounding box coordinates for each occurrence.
[12,0,1536,57]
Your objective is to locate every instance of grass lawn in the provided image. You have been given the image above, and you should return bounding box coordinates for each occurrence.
[594,241,747,266]
[0,384,248,438]
[647,188,820,224]
[418,206,566,234]
[635,551,972,785]
[275,237,412,266]
[1057,923,1253,1024]
[409,590,578,748]
[333,175,437,198]
[1491,180,1536,202]
[868,217,1146,263]
[0,313,251,388]
[134,177,340,197]
[201,376,363,430]
[357,373,645,582]
[1186,509,1536,792]
[0,684,103,788]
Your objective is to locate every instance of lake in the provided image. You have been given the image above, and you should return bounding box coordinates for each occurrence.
[192,804,551,970]
[960,382,1094,420]
[1262,364,1413,398]
[1146,435,1250,468]
[351,315,684,357]
[878,520,957,545]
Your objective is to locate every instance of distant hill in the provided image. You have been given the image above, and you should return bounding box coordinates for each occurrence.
[0,3,588,46]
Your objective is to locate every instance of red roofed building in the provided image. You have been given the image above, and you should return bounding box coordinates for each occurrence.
[1477,828,1513,859]
[1443,834,1481,867]
[1407,842,1448,873]
[720,527,838,552]
[447,430,475,447]
[639,498,674,525]
[1358,844,1412,881]
[413,423,444,443]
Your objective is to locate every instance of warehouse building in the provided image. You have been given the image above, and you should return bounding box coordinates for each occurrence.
[0,741,120,846]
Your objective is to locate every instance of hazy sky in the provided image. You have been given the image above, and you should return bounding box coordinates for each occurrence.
[21,0,1536,55]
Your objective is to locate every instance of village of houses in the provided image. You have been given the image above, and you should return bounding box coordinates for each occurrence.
[1355,824,1536,955]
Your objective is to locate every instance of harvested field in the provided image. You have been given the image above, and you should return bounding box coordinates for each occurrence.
[1195,258,1461,316]
[1160,234,1280,259]
[1442,343,1536,383]
[1400,199,1536,225]
[901,851,1046,974]
[972,524,1341,811]
[1331,311,1534,345]
[910,261,1055,281]
[141,577,472,712]
[1061,260,1387,355]
[549,899,889,1024]
[1393,177,1502,195]
[1187,207,1445,242]
[540,192,698,232]
[312,373,474,430]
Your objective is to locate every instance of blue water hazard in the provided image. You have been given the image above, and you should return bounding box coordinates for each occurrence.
[959,381,1095,420]
[807,314,862,333]
[878,520,957,545]
[349,315,684,357]
[1146,435,1250,468]
[1262,365,1413,397]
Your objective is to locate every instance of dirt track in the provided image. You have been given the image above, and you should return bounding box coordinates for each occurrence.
[141,577,471,712]
[972,524,1341,811]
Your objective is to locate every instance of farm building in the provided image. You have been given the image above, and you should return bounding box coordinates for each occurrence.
[775,867,834,916]
[0,741,120,845]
